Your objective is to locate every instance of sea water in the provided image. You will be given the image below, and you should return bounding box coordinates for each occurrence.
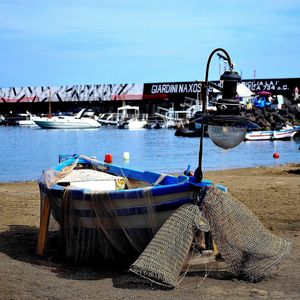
[0,126,299,182]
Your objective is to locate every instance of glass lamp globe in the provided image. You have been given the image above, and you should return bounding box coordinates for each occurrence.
[207,125,246,149]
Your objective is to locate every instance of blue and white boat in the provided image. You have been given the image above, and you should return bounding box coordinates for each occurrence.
[36,154,226,258]
[39,154,225,228]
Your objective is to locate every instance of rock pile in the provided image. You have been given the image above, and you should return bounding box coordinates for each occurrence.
[241,98,300,131]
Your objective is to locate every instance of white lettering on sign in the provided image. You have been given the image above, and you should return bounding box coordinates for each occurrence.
[151,83,201,94]
[243,80,290,92]
[151,84,179,94]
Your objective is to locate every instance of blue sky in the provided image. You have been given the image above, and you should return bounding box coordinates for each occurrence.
[0,0,299,87]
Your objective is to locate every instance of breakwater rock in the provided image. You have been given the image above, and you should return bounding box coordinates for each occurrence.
[241,98,300,130]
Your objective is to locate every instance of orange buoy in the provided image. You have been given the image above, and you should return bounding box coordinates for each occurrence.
[104,154,113,163]
[273,152,280,159]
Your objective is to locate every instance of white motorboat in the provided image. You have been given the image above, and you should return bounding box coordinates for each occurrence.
[0,114,5,125]
[118,118,148,129]
[32,109,101,129]
[17,112,37,126]
[116,105,148,129]
[97,113,118,126]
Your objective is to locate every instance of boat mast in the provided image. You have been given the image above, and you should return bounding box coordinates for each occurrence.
[48,88,52,118]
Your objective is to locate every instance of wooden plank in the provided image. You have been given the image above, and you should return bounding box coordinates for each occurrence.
[182,252,228,272]
[36,195,51,256]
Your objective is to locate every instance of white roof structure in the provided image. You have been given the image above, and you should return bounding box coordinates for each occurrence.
[237,83,254,97]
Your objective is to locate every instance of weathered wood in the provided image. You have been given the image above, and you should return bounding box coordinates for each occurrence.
[36,195,51,256]
[183,252,227,272]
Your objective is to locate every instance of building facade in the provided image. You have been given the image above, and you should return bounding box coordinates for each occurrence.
[0,78,299,113]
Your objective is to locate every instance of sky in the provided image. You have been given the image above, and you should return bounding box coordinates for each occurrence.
[0,0,300,87]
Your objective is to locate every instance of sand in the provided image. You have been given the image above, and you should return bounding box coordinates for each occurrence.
[0,164,299,299]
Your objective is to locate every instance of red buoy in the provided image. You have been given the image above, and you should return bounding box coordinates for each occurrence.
[273,152,280,159]
[104,154,113,163]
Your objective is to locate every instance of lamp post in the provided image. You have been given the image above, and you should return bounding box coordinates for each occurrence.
[194,48,258,182]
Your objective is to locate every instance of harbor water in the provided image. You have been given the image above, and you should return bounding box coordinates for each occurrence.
[0,126,299,182]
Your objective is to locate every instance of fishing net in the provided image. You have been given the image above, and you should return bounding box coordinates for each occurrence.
[61,185,170,264]
[128,186,291,287]
[129,204,209,288]
[201,186,291,282]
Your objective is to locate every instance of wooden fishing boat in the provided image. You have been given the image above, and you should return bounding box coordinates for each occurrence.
[36,154,226,259]
[39,154,226,228]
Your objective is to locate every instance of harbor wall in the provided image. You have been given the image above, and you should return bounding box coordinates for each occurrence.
[0,78,299,114]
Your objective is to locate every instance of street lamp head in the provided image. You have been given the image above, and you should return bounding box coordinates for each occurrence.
[207,125,246,149]
[209,69,255,149]
[195,114,259,149]
[194,48,258,182]
[220,70,241,100]
[215,70,242,115]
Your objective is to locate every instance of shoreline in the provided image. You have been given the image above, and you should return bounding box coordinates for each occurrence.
[1,162,299,184]
[0,163,299,299]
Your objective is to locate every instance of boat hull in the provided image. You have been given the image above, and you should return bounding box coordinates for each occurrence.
[245,128,296,140]
[42,180,195,231]
[39,155,223,230]
[273,129,296,139]
[118,119,147,129]
[33,117,101,129]
[245,131,273,140]
[18,120,37,126]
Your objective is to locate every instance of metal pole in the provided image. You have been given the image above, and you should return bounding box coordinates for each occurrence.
[195,48,233,182]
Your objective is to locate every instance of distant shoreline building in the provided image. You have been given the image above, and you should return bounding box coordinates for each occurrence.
[0,78,299,114]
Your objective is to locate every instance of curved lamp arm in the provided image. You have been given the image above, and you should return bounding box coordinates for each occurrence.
[195,48,234,182]
[203,48,233,113]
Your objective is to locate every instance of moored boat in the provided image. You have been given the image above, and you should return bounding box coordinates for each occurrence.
[245,127,296,140]
[116,105,148,129]
[0,114,5,125]
[118,118,148,129]
[245,130,273,140]
[174,128,202,137]
[17,112,37,126]
[97,113,118,126]
[32,109,101,129]
[273,127,297,139]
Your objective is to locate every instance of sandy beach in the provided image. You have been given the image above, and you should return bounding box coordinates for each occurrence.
[0,164,299,299]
